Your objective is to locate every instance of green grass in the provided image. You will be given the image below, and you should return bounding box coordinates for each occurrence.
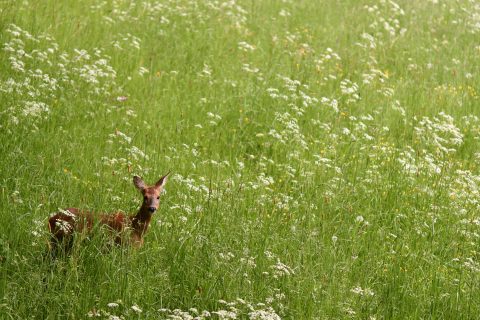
[1,0,480,319]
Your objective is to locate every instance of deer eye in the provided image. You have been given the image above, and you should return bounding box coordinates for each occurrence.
[144,196,148,201]
[157,196,160,200]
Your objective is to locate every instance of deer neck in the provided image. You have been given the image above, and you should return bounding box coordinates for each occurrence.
[131,205,153,237]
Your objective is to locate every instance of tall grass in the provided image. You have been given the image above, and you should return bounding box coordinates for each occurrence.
[1,0,480,319]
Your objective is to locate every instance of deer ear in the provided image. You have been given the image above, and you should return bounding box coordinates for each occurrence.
[155,172,170,189]
[133,176,145,191]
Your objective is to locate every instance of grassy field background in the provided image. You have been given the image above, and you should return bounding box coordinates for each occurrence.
[1,0,480,319]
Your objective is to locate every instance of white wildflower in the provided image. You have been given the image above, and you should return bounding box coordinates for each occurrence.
[131,304,142,313]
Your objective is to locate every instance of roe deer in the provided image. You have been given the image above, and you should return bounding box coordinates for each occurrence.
[48,173,169,255]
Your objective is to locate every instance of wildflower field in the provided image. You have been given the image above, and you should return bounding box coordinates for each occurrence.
[1,0,480,319]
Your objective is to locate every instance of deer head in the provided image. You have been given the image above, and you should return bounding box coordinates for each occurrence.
[133,173,169,213]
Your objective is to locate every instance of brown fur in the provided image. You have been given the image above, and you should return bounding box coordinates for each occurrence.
[48,174,169,255]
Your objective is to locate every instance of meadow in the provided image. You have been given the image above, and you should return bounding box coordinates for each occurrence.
[1,0,480,319]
